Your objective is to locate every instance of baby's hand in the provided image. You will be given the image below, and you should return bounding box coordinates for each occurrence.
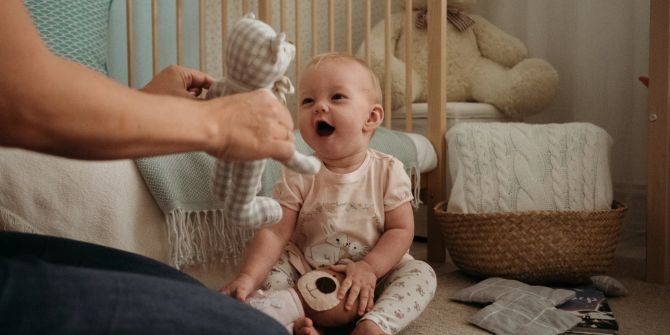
[219,273,256,301]
[330,261,377,316]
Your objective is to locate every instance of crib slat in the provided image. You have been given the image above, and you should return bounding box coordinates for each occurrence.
[199,0,206,72]
[363,0,370,64]
[425,0,448,263]
[346,0,352,54]
[328,0,334,51]
[151,0,158,76]
[405,0,413,132]
[384,0,392,128]
[280,0,286,32]
[242,0,249,15]
[295,0,301,102]
[311,0,318,57]
[258,0,272,24]
[176,0,183,66]
[126,0,134,87]
[221,0,228,74]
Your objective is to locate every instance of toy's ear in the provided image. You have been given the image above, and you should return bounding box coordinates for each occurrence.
[270,33,291,63]
[271,33,286,53]
[244,12,256,20]
[297,269,360,327]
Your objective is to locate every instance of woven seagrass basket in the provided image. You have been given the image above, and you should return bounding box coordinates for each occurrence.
[434,201,627,284]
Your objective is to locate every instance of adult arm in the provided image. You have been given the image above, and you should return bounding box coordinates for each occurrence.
[0,0,294,161]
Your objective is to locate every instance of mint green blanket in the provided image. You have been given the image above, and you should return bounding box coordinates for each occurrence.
[136,127,419,268]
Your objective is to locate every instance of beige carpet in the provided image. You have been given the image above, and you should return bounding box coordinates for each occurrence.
[398,231,670,335]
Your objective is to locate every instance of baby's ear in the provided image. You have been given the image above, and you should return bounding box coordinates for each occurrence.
[364,104,384,132]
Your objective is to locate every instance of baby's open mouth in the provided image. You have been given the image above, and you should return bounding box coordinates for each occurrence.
[316,121,335,136]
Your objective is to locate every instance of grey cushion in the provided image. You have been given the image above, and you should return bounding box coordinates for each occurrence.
[452,277,576,306]
[470,294,581,335]
[591,275,628,297]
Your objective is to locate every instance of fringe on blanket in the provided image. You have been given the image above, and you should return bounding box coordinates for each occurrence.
[166,209,256,269]
[0,208,38,234]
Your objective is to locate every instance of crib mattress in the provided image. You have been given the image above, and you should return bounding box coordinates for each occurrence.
[391,102,511,136]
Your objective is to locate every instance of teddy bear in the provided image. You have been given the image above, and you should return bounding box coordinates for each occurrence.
[207,13,320,228]
[246,268,361,333]
[358,0,559,118]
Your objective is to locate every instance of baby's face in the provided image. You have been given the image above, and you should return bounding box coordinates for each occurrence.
[297,59,382,161]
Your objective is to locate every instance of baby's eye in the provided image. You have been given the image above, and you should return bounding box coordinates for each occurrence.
[301,98,314,105]
[332,93,345,101]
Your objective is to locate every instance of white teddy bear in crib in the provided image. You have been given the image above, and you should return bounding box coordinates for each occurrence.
[207,13,320,227]
[359,0,559,118]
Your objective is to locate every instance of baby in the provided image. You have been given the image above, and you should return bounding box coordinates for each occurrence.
[223,53,436,335]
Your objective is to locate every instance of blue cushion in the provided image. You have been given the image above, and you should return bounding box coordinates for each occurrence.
[25,0,112,74]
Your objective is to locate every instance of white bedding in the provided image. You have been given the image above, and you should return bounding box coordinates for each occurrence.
[392,102,515,194]
[391,102,511,136]
[405,132,437,173]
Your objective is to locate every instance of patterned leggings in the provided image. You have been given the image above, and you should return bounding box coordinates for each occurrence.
[263,251,437,334]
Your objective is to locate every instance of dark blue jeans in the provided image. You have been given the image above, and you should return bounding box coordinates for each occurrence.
[0,231,287,335]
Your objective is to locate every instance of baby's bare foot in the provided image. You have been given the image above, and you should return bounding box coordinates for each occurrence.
[351,320,388,335]
[293,317,318,335]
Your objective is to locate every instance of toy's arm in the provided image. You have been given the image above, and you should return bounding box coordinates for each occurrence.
[283,151,321,175]
[471,14,528,67]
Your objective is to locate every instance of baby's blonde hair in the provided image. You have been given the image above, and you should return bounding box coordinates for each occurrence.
[302,52,383,104]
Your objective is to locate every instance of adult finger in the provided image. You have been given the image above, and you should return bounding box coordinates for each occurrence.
[268,122,294,141]
[251,89,294,128]
[264,138,295,162]
[180,66,215,90]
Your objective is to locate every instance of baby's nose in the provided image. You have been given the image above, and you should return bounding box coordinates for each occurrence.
[313,102,328,113]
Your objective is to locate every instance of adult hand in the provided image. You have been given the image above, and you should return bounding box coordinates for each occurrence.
[331,260,377,316]
[206,89,295,162]
[220,273,257,301]
[141,65,215,98]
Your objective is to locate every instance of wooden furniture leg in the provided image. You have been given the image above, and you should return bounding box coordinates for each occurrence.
[647,0,670,284]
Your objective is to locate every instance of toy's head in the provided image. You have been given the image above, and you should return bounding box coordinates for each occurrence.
[295,268,361,327]
[225,13,295,91]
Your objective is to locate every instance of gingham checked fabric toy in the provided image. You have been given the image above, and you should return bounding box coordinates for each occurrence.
[207,13,320,228]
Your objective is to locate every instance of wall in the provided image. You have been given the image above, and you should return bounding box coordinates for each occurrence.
[476,0,650,230]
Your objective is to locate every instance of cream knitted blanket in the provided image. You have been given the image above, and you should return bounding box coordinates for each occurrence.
[446,122,613,214]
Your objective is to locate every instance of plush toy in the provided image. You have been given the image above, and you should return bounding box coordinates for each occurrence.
[207,13,320,228]
[358,0,559,118]
[247,268,360,332]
